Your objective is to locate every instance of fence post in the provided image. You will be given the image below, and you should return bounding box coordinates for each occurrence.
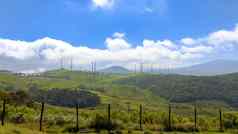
[139,104,143,130]
[108,104,111,131]
[194,104,197,131]
[168,103,172,131]
[219,109,223,132]
[127,102,130,113]
[1,99,6,126]
[76,103,79,131]
[39,102,45,131]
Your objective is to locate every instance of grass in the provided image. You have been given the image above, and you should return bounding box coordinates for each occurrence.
[0,124,43,134]
[0,124,237,134]
[1,102,237,134]
[1,70,238,133]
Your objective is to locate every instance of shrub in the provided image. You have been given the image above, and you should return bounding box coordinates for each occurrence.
[174,123,196,132]
[127,130,133,134]
[89,114,122,131]
[115,129,123,134]
[63,125,79,133]
[10,114,25,124]
[224,112,238,129]
[54,116,66,126]
[197,117,210,131]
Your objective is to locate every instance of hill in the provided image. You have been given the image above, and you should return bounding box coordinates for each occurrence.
[114,73,238,107]
[27,69,238,107]
[1,69,238,133]
[173,59,238,76]
[1,69,238,107]
[0,70,12,74]
[99,66,130,74]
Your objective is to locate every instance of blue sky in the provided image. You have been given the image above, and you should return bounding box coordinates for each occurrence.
[1,0,238,47]
[0,0,238,72]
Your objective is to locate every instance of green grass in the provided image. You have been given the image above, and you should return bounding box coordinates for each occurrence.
[1,70,238,133]
[0,123,43,134]
[0,124,237,134]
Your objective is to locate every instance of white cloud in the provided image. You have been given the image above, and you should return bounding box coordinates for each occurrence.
[207,27,238,46]
[113,32,125,38]
[142,40,182,60]
[92,0,114,9]
[0,39,36,60]
[181,45,213,54]
[158,40,177,49]
[180,38,196,45]
[1,24,238,71]
[105,32,131,51]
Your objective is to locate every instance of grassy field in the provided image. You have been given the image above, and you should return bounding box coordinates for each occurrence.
[1,124,237,134]
[1,69,238,133]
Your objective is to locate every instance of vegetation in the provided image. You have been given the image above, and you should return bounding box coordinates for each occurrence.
[29,87,100,107]
[115,73,238,106]
[0,69,238,133]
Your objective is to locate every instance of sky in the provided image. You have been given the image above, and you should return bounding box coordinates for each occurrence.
[1,0,238,72]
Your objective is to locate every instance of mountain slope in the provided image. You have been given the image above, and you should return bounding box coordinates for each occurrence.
[99,66,130,74]
[2,69,238,108]
[114,73,238,107]
[174,59,238,76]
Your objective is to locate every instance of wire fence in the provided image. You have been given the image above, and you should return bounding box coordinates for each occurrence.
[1,99,236,133]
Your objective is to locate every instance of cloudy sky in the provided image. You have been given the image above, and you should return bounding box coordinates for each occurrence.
[1,0,238,72]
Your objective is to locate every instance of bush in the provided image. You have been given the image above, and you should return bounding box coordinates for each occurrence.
[174,123,196,132]
[197,117,210,131]
[10,114,25,124]
[29,88,100,107]
[63,125,79,133]
[115,129,123,134]
[8,90,33,106]
[127,130,133,134]
[54,116,66,126]
[89,114,123,131]
[224,112,238,129]
[161,115,172,131]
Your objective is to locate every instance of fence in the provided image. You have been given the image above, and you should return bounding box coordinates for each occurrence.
[0,99,230,133]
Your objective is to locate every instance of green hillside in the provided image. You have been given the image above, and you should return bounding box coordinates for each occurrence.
[2,70,238,109]
[114,73,238,107]
[1,70,238,109]
[0,70,168,108]
[1,70,238,133]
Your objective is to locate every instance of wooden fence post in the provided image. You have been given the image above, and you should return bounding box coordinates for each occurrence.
[76,103,79,131]
[108,104,111,131]
[1,99,6,126]
[219,109,223,132]
[139,104,143,130]
[127,102,130,113]
[39,102,45,131]
[168,103,172,131]
[194,104,197,131]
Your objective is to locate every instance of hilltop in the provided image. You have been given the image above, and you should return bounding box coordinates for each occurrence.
[99,66,131,74]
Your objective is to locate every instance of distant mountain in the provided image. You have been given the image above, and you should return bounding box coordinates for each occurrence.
[99,66,130,74]
[0,70,12,74]
[173,59,238,76]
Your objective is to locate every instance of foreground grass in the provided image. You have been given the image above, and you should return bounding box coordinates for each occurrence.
[0,124,237,134]
[0,124,43,134]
